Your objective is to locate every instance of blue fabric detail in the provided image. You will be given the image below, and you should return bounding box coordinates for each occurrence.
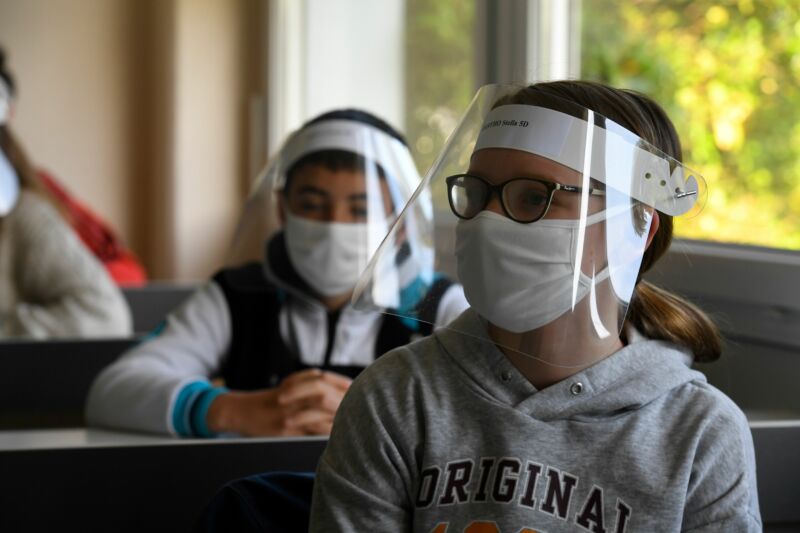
[194,471,315,531]
[399,315,420,331]
[139,319,167,345]
[191,386,230,438]
[172,381,211,437]
[392,271,448,331]
[394,271,445,318]
[396,275,427,315]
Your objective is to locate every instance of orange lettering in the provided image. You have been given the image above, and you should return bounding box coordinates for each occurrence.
[430,521,540,533]
[464,522,500,533]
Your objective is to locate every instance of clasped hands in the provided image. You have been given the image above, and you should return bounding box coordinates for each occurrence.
[206,368,352,437]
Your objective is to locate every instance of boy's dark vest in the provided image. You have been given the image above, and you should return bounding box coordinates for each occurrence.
[213,262,452,390]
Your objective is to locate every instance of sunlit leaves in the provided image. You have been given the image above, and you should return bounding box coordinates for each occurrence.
[405,0,475,175]
[583,0,800,249]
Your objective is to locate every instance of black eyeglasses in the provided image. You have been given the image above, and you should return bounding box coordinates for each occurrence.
[445,174,605,224]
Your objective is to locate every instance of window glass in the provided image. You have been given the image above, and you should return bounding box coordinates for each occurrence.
[405,0,476,176]
[581,0,800,249]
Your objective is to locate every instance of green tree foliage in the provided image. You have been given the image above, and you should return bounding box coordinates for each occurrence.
[583,0,800,249]
[405,0,475,177]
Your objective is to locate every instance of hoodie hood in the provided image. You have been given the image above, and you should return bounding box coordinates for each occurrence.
[435,308,705,422]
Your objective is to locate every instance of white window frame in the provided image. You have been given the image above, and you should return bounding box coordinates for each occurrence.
[474,0,580,87]
[264,0,405,163]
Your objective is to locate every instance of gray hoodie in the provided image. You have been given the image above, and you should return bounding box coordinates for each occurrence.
[310,309,761,532]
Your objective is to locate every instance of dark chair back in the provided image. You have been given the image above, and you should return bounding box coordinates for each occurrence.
[123,283,196,334]
[0,338,139,428]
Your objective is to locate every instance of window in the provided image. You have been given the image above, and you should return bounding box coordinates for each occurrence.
[404,0,477,176]
[581,0,800,250]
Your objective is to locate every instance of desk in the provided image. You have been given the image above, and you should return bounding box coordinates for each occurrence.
[1,421,796,531]
[0,428,327,532]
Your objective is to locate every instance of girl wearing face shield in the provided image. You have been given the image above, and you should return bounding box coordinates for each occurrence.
[86,109,468,438]
[310,83,761,532]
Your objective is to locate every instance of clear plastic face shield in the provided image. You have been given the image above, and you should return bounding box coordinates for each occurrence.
[0,79,20,217]
[353,84,705,367]
[229,117,431,301]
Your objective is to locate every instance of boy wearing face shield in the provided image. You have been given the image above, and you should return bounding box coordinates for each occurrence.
[310,83,761,531]
[86,110,468,437]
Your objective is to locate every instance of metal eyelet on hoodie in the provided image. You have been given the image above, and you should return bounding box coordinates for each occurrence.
[570,382,584,395]
[500,371,512,382]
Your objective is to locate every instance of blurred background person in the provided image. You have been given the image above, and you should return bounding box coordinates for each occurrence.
[0,48,132,338]
[86,109,468,438]
[0,47,147,286]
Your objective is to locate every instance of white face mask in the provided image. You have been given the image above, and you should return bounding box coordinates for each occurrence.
[283,211,372,297]
[455,210,609,333]
[0,149,20,217]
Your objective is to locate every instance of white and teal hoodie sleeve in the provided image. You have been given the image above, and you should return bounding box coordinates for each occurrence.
[85,279,468,437]
[85,282,232,437]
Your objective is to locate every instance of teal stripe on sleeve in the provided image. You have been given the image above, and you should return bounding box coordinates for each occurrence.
[172,381,211,437]
[190,386,230,438]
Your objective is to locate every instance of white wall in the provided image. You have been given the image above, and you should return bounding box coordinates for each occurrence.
[0,0,261,281]
[267,0,406,156]
[0,0,136,240]
[170,0,248,280]
[305,0,405,126]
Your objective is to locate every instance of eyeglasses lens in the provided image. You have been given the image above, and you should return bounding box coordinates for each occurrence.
[503,180,550,222]
[449,175,488,219]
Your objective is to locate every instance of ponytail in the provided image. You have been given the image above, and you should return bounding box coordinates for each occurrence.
[627,280,722,363]
[626,206,722,363]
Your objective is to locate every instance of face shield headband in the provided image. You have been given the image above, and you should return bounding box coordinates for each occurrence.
[276,119,422,216]
[473,104,702,216]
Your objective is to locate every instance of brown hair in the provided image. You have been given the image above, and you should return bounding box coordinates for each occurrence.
[500,80,721,362]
